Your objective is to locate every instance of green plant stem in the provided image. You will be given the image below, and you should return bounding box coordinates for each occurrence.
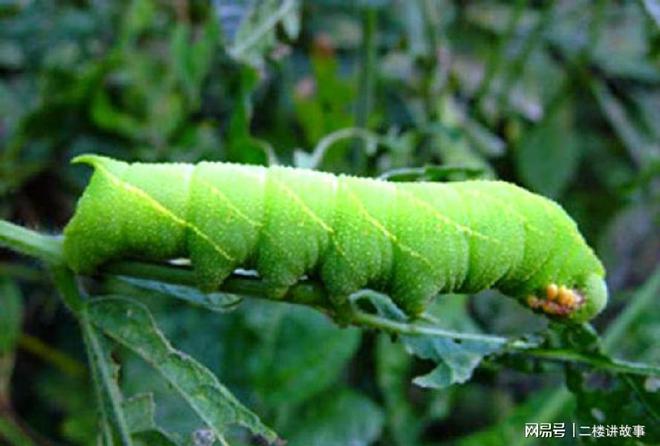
[307,127,380,170]
[358,8,377,123]
[351,309,529,347]
[351,308,659,377]
[3,220,658,378]
[419,0,442,120]
[353,7,377,170]
[104,262,660,376]
[0,221,63,265]
[47,266,121,444]
[50,266,84,313]
[18,335,87,379]
[522,348,660,376]
[104,261,330,309]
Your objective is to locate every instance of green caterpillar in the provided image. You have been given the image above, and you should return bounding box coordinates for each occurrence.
[63,155,608,322]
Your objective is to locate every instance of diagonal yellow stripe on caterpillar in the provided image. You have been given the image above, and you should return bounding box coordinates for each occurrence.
[389,186,504,289]
[517,248,557,286]
[456,186,580,288]
[97,161,364,284]
[193,173,301,269]
[269,176,335,233]
[192,168,365,284]
[199,178,263,228]
[396,186,503,291]
[451,186,510,290]
[269,176,365,281]
[342,187,436,272]
[92,162,236,263]
[452,186,573,291]
[396,187,501,245]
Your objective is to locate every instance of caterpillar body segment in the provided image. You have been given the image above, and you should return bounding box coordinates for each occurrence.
[63,155,607,322]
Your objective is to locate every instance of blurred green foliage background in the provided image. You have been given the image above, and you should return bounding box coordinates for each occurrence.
[0,0,658,445]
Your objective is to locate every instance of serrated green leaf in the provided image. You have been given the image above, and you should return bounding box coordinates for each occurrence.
[123,393,182,445]
[547,322,602,354]
[404,335,502,389]
[354,291,504,389]
[229,0,300,66]
[86,296,279,444]
[81,311,134,446]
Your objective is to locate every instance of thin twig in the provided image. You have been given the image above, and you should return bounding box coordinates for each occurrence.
[350,309,531,347]
[353,7,378,171]
[229,0,297,59]
[105,261,660,377]
[0,220,63,265]
[3,221,658,379]
[306,128,380,170]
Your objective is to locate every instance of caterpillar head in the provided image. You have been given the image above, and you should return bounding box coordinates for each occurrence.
[526,273,608,323]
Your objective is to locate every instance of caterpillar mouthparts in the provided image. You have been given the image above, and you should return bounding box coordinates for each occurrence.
[527,284,584,316]
[525,273,607,321]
